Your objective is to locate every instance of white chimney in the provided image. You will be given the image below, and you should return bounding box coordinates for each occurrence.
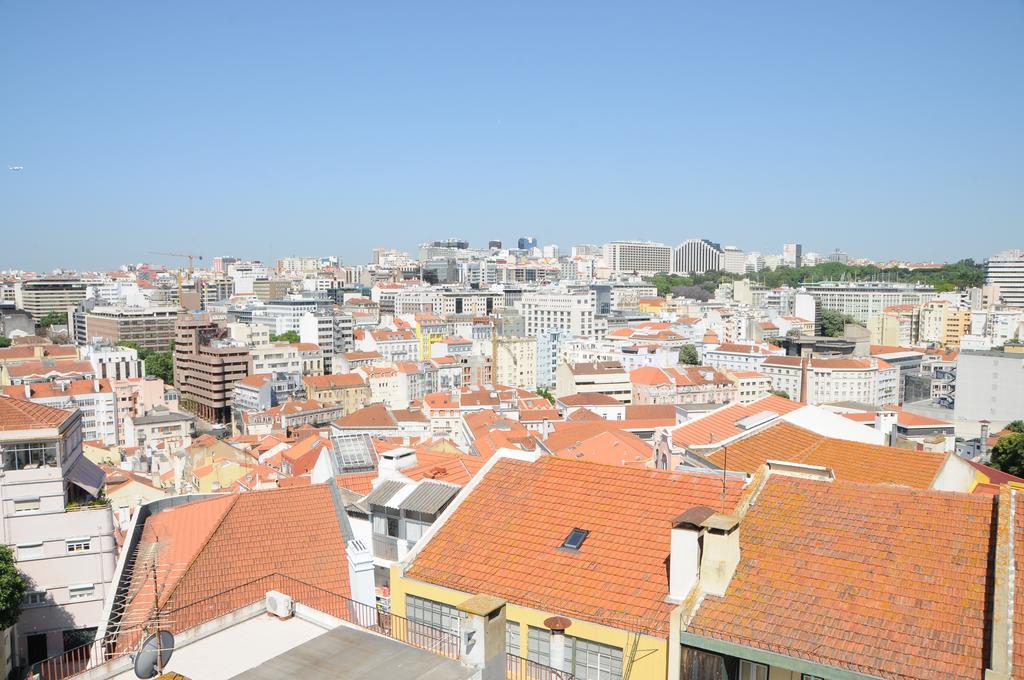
[874,410,898,446]
[668,506,714,602]
[699,513,741,597]
[457,595,507,680]
[544,616,572,672]
[377,447,418,479]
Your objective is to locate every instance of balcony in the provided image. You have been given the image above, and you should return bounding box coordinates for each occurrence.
[373,533,400,561]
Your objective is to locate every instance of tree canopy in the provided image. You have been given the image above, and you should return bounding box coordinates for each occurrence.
[1006,420,1024,434]
[0,336,10,348]
[118,342,174,385]
[270,331,301,343]
[37,311,68,328]
[819,309,854,337]
[0,545,26,629]
[990,433,1024,478]
[678,344,699,365]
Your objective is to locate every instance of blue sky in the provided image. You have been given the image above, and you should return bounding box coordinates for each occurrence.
[1,1,1022,271]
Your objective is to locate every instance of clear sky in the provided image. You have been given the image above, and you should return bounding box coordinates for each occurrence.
[1,1,1022,271]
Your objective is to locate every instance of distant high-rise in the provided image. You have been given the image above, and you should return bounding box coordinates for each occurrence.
[672,239,722,275]
[603,240,673,275]
[783,243,803,268]
[827,248,850,264]
[986,250,1024,308]
[721,246,747,275]
[517,236,538,250]
[488,240,502,249]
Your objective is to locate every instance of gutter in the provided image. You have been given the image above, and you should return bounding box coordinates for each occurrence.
[677,632,884,680]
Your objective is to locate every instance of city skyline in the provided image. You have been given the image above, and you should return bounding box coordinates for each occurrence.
[3,0,1023,270]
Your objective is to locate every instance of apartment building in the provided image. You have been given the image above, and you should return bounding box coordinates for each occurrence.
[14,279,88,321]
[802,282,937,324]
[760,355,900,406]
[703,342,781,371]
[4,379,119,445]
[493,336,538,391]
[985,249,1024,308]
[249,342,303,374]
[83,305,179,353]
[555,360,632,403]
[302,373,370,416]
[630,366,736,408]
[173,313,252,423]
[953,349,1024,423]
[603,240,673,275]
[0,397,115,669]
[81,342,145,381]
[520,289,597,338]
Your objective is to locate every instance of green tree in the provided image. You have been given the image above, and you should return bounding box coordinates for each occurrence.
[145,352,175,385]
[37,311,68,328]
[1006,420,1024,434]
[769,389,790,399]
[270,330,300,343]
[990,433,1024,478]
[678,344,699,365]
[536,387,555,404]
[819,309,849,337]
[0,336,10,348]
[0,545,27,629]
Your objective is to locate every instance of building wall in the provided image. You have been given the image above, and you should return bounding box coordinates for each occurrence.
[391,571,670,680]
[954,351,1024,423]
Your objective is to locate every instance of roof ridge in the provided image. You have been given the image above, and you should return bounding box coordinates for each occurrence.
[162,493,240,607]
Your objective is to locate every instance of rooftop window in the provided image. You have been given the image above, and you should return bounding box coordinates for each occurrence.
[561,528,589,551]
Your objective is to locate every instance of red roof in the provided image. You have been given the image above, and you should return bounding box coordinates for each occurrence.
[407,456,745,635]
[670,394,801,448]
[687,475,996,680]
[0,394,73,431]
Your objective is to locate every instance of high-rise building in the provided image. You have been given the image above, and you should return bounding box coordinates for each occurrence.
[603,241,673,275]
[488,240,502,249]
[14,278,88,321]
[985,249,1024,309]
[84,305,179,353]
[517,236,538,250]
[828,248,850,264]
[672,239,722,274]
[721,246,747,275]
[783,243,803,268]
[173,312,252,423]
[520,289,598,338]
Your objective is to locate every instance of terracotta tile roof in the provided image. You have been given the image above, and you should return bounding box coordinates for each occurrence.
[334,403,397,429]
[550,429,652,467]
[343,351,382,361]
[7,359,94,378]
[841,410,951,428]
[566,407,604,422]
[236,373,272,388]
[624,404,677,421]
[687,475,996,680]
[4,378,112,399]
[291,342,320,351]
[1014,492,1024,672]
[303,373,365,389]
[401,450,486,486]
[567,361,625,376]
[280,434,332,475]
[559,392,621,406]
[670,395,801,448]
[335,471,378,496]
[703,421,947,489]
[0,394,73,431]
[120,484,352,649]
[424,391,459,410]
[710,343,772,355]
[407,456,745,635]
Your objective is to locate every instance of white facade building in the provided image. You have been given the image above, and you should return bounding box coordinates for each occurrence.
[602,241,673,275]
[985,250,1024,309]
[520,289,598,338]
[672,239,723,275]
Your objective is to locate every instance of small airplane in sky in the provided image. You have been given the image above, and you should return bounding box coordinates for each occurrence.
[8,166,23,171]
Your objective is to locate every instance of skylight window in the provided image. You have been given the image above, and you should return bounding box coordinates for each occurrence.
[562,528,589,551]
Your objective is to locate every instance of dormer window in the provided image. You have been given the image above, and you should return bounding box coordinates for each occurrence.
[562,528,589,551]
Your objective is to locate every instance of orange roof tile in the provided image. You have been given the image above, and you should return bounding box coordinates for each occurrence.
[303,373,365,389]
[550,429,652,467]
[687,475,996,680]
[702,421,948,489]
[0,394,73,431]
[335,471,378,496]
[407,456,744,635]
[670,394,801,448]
[334,403,397,429]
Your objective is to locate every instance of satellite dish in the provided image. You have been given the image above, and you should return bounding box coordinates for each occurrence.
[133,630,174,679]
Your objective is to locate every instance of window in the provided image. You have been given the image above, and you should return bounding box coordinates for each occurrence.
[23,591,46,607]
[506,621,521,656]
[527,626,550,666]
[405,595,461,635]
[17,543,43,559]
[66,538,91,553]
[13,497,41,513]
[1,441,59,470]
[562,528,589,551]
[740,660,769,680]
[565,636,623,680]
[801,675,825,680]
[68,584,96,600]
[405,520,429,543]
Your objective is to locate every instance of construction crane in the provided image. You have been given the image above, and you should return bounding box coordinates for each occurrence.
[149,252,203,307]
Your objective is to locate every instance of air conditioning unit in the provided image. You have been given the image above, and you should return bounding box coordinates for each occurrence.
[265,590,294,618]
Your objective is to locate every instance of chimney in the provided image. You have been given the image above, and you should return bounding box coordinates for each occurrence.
[798,357,808,404]
[377,447,418,479]
[698,513,741,597]
[345,538,376,625]
[544,616,572,671]
[979,420,991,460]
[457,595,507,680]
[23,383,31,399]
[874,410,898,446]
[669,507,714,602]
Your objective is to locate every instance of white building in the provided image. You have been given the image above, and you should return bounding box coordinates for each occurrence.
[0,397,115,669]
[602,241,673,275]
[720,246,747,275]
[760,356,900,406]
[494,337,537,391]
[703,342,782,371]
[81,343,145,381]
[802,282,937,324]
[520,289,598,338]
[782,243,803,268]
[985,250,1024,309]
[672,239,722,275]
[6,380,120,445]
[250,342,303,374]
